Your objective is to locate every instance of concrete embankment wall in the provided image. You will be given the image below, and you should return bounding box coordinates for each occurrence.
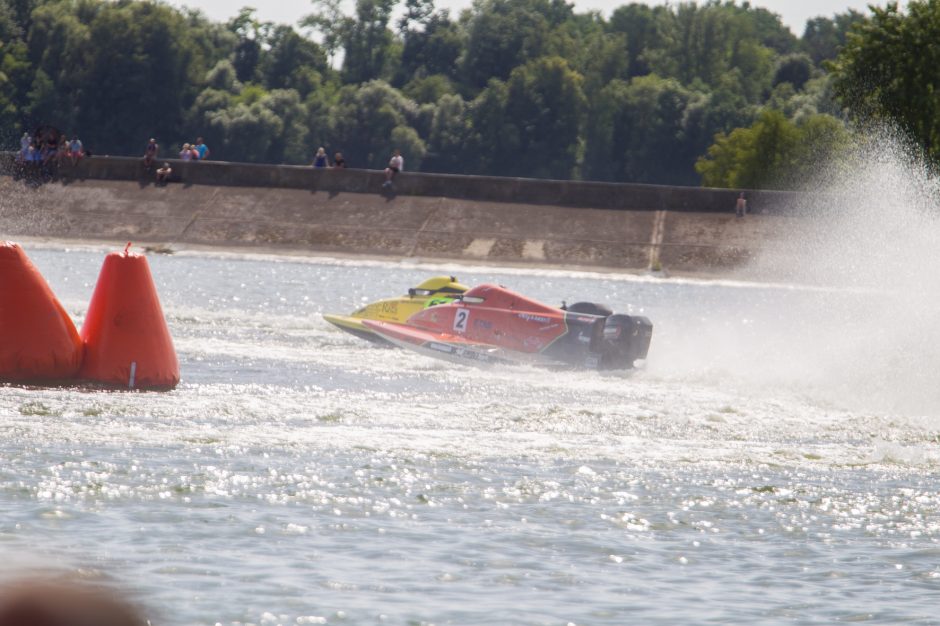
[0,154,805,274]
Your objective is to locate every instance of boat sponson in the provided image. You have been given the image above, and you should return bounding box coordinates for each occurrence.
[323,314,390,344]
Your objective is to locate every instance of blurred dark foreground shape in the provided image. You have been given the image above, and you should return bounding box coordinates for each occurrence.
[0,580,147,626]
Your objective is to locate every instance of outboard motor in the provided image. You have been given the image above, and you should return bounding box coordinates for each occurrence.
[567,301,613,317]
[598,314,653,369]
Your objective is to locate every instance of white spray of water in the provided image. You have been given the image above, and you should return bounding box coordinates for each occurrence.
[649,129,940,417]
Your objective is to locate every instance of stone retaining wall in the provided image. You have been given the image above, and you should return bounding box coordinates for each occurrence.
[0,152,802,213]
[0,153,805,276]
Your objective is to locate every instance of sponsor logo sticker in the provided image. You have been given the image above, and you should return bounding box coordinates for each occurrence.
[517,313,551,323]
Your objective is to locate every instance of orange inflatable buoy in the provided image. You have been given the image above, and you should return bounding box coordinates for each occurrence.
[79,245,179,389]
[0,242,83,382]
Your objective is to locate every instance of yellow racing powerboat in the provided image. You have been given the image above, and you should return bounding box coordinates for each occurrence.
[323,275,468,343]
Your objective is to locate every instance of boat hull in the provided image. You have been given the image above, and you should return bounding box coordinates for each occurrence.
[322,314,388,344]
[364,284,652,370]
[362,319,515,365]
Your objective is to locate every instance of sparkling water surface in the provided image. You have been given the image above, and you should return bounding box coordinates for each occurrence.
[2,245,939,625]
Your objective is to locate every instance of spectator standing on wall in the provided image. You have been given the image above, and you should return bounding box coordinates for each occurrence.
[143,138,158,168]
[735,192,747,218]
[383,149,403,188]
[194,137,210,160]
[312,147,329,168]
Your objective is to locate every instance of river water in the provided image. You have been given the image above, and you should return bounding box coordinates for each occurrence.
[1,245,939,625]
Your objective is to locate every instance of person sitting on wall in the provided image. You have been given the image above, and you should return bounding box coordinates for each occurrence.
[155,162,172,186]
[41,138,57,165]
[333,152,346,168]
[69,135,84,165]
[17,137,30,162]
[312,147,329,168]
[56,137,69,162]
[383,149,403,188]
[143,138,158,168]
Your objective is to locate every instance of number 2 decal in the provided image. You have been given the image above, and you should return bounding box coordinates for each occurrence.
[453,309,469,332]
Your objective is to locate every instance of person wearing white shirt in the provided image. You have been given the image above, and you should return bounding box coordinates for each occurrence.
[383,149,403,188]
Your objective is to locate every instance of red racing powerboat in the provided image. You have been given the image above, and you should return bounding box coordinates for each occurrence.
[362,284,652,370]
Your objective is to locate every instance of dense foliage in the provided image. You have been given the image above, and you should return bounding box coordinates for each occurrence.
[829,0,940,162]
[0,0,879,187]
[695,109,853,188]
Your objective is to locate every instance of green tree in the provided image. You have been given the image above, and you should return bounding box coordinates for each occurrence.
[607,3,673,79]
[423,93,470,172]
[746,4,798,54]
[3,0,37,34]
[73,1,206,154]
[796,112,854,167]
[0,0,867,179]
[765,77,843,121]
[19,0,230,154]
[396,8,462,86]
[583,74,702,184]
[638,2,781,104]
[402,73,456,103]
[206,99,282,163]
[695,109,852,189]
[260,24,327,96]
[575,31,628,96]
[259,88,308,163]
[228,8,270,83]
[460,0,569,91]
[302,0,346,66]
[197,84,309,164]
[545,11,623,98]
[830,0,940,158]
[696,109,799,188]
[458,55,585,177]
[397,0,433,33]
[801,10,865,65]
[23,0,90,131]
[502,56,586,178]
[682,78,757,177]
[341,0,396,85]
[464,78,514,173]
[325,80,425,168]
[773,53,813,90]
[0,3,31,136]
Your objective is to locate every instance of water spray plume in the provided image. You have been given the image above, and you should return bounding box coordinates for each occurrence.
[651,124,940,416]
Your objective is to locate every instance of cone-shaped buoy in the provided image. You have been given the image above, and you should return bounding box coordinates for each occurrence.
[79,244,179,390]
[0,242,83,382]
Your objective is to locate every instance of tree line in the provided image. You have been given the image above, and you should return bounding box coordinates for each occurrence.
[0,0,925,189]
